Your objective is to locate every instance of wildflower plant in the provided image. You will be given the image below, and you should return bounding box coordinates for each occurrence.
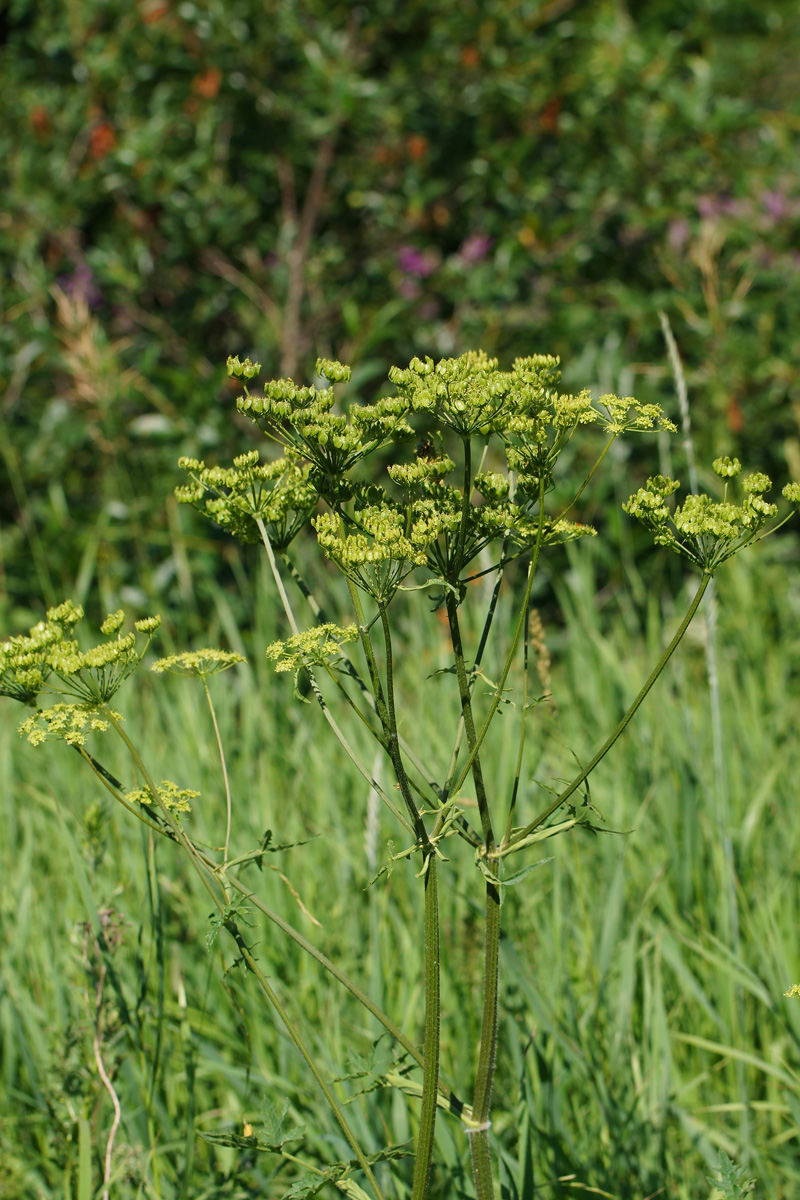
[3,348,799,1199]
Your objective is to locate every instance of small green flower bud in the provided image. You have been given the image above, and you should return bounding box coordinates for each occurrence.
[646,475,680,497]
[315,358,351,383]
[47,600,84,627]
[134,616,162,633]
[101,610,125,635]
[742,472,771,494]
[233,450,260,469]
[782,482,800,504]
[712,456,742,478]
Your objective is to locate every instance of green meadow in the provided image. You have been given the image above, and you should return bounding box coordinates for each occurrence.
[2,532,799,1198]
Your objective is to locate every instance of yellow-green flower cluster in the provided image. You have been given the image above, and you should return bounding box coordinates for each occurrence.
[509,514,598,549]
[236,357,412,479]
[176,451,317,548]
[314,505,446,602]
[0,602,159,707]
[210,349,680,602]
[19,702,121,746]
[623,470,784,572]
[387,455,456,489]
[127,779,199,814]
[388,351,517,437]
[151,648,246,678]
[316,358,351,384]
[713,456,741,478]
[226,355,261,380]
[0,619,63,705]
[596,395,677,436]
[266,623,358,673]
[47,615,161,704]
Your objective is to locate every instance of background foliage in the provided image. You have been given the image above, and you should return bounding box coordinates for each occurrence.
[2,0,800,625]
[2,1,800,1195]
[2,547,800,1197]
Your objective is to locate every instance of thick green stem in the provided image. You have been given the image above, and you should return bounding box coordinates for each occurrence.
[506,571,712,852]
[410,854,441,1200]
[467,879,501,1199]
[377,606,441,1199]
[443,596,501,1199]
[445,592,494,849]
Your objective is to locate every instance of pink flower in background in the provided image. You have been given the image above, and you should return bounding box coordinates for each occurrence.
[696,194,747,220]
[56,262,103,307]
[398,245,439,278]
[457,233,492,264]
[397,277,422,300]
[761,190,789,221]
[418,298,440,321]
[668,218,690,251]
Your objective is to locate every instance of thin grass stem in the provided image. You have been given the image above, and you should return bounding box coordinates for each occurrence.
[201,678,233,868]
[506,571,712,852]
[224,919,385,1200]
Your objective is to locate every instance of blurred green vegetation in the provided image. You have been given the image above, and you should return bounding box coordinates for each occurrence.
[2,543,800,1197]
[3,5,800,1192]
[2,0,800,626]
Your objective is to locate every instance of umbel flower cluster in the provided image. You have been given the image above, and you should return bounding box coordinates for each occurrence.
[0,600,161,745]
[179,352,686,613]
[624,457,800,571]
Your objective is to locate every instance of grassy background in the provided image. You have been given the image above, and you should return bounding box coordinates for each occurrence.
[2,527,799,1198]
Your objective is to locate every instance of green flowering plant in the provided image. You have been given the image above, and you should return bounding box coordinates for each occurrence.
[623,457,799,573]
[180,347,800,1198]
[176,450,317,549]
[19,702,122,747]
[127,780,199,815]
[0,601,161,712]
[5,346,799,1200]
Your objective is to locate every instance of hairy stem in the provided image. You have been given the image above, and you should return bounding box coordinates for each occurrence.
[444,595,501,1199]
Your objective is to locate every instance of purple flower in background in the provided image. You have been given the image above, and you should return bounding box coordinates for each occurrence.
[457,233,492,265]
[398,245,439,278]
[668,218,690,251]
[418,298,441,321]
[761,190,788,222]
[56,262,103,307]
[696,195,723,219]
[696,194,747,220]
[397,277,422,300]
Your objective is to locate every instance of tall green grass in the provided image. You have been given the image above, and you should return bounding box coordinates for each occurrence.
[1,538,799,1198]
